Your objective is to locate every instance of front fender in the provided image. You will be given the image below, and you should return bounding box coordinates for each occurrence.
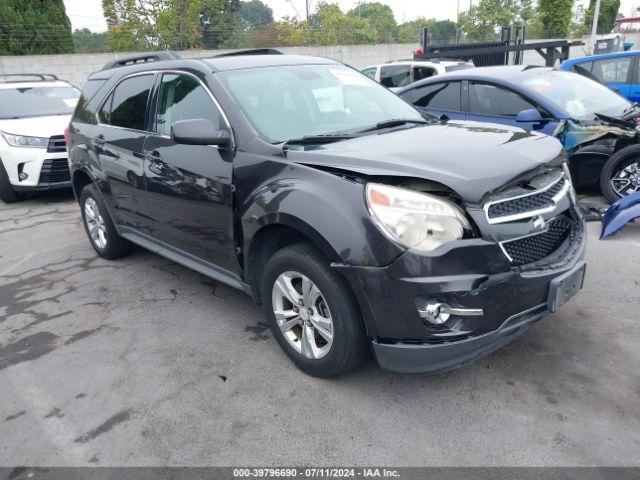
[240,171,404,267]
[601,191,640,238]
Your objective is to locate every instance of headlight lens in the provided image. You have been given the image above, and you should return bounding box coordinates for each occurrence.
[366,183,471,252]
[1,131,48,148]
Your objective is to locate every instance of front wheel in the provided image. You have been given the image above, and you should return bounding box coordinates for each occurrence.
[0,161,20,203]
[261,243,368,378]
[80,183,132,260]
[600,146,640,203]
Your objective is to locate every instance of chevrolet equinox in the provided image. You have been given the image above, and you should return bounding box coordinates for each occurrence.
[68,52,586,377]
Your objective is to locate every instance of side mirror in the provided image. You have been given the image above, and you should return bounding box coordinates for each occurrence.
[170,118,231,147]
[516,108,544,123]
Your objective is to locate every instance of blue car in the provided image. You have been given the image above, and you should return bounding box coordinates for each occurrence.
[397,66,640,202]
[561,51,640,102]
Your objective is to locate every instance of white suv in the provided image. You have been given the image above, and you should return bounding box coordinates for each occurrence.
[361,59,474,91]
[0,74,80,203]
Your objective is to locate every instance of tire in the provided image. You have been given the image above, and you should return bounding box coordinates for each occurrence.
[600,145,640,203]
[261,242,368,378]
[0,160,20,203]
[80,183,132,260]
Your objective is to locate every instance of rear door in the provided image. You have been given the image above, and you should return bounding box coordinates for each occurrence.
[399,81,465,120]
[95,73,155,233]
[466,81,558,135]
[143,72,239,274]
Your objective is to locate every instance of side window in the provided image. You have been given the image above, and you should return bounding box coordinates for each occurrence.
[591,58,632,83]
[413,67,436,82]
[361,68,377,80]
[156,73,223,136]
[109,74,154,130]
[572,61,594,75]
[469,82,536,117]
[402,82,461,111]
[380,65,411,88]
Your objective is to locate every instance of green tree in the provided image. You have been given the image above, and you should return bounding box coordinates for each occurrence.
[397,18,458,43]
[347,2,397,43]
[584,0,621,33]
[201,0,242,49]
[238,0,272,28]
[0,0,73,55]
[538,0,574,37]
[459,0,531,40]
[73,28,109,53]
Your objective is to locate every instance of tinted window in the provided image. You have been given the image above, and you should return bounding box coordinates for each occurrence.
[156,74,223,136]
[361,68,377,80]
[469,82,536,117]
[413,67,436,81]
[591,57,632,83]
[0,86,80,119]
[380,65,411,88]
[108,74,154,130]
[402,82,461,111]
[98,92,112,124]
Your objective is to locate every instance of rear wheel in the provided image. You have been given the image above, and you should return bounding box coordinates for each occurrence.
[600,146,640,203]
[0,161,20,203]
[80,183,132,260]
[261,243,367,378]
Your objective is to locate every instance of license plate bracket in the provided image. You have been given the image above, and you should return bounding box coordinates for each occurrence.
[547,261,586,313]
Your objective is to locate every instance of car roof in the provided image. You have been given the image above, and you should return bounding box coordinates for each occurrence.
[563,50,638,65]
[396,65,553,92]
[0,80,73,90]
[89,54,341,81]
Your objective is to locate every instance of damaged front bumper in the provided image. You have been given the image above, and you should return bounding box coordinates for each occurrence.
[335,209,587,374]
[601,191,640,238]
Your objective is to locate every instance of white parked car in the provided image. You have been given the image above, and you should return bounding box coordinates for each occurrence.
[0,74,80,203]
[361,59,474,91]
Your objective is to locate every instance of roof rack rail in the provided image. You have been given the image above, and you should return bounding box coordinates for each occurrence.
[0,73,60,83]
[100,51,182,71]
[213,48,283,58]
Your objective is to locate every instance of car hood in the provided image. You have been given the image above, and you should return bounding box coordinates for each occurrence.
[0,115,71,138]
[286,121,563,203]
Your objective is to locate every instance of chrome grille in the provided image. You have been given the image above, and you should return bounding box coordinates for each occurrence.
[485,175,568,224]
[47,135,66,153]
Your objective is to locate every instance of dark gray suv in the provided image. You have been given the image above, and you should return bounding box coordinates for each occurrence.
[68,52,586,377]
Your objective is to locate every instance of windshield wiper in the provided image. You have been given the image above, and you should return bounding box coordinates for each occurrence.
[282,134,356,146]
[355,118,429,134]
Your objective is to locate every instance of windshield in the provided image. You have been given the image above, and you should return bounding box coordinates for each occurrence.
[518,70,630,120]
[0,85,80,119]
[218,64,424,143]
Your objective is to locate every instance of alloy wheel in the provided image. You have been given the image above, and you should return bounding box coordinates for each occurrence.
[610,159,640,197]
[271,271,334,359]
[84,197,107,249]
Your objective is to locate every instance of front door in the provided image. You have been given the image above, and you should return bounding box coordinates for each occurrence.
[400,81,466,120]
[95,73,155,233]
[465,81,558,136]
[143,72,238,274]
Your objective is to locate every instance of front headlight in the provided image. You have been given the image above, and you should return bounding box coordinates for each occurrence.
[1,131,49,148]
[366,183,471,252]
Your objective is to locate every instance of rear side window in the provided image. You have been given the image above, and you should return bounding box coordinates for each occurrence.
[100,74,154,130]
[155,73,223,136]
[380,65,411,88]
[402,82,461,111]
[591,57,632,83]
[469,82,536,117]
[81,79,106,102]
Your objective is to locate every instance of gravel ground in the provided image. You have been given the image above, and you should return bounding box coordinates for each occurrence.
[0,190,639,467]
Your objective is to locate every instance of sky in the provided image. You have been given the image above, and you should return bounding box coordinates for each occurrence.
[63,0,640,33]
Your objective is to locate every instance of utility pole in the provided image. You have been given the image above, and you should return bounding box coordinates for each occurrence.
[589,0,602,54]
[305,0,310,21]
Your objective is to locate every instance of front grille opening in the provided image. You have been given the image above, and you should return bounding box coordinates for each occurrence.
[487,176,565,220]
[502,216,573,266]
[39,158,70,184]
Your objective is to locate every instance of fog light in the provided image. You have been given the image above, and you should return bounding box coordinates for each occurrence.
[19,172,28,181]
[417,301,483,325]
